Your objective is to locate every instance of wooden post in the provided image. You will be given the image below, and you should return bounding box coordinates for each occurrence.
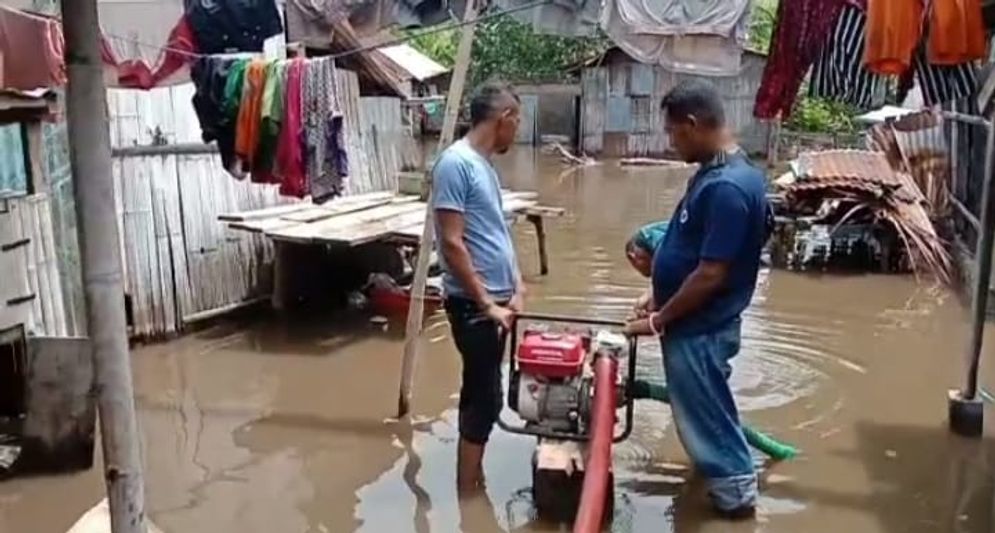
[397,0,480,418]
[964,113,995,401]
[766,117,781,168]
[527,214,549,276]
[61,1,147,531]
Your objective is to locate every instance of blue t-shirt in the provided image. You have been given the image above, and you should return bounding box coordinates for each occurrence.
[432,139,518,300]
[652,153,768,338]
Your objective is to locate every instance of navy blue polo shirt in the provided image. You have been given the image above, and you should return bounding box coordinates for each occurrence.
[651,152,768,338]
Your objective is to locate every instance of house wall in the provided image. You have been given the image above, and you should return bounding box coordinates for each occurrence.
[103,69,406,337]
[581,54,769,157]
[515,83,581,145]
[0,193,69,337]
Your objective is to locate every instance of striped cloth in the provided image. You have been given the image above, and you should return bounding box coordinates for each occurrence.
[912,44,979,107]
[810,5,886,110]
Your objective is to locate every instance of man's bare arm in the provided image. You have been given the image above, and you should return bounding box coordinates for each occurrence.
[437,209,492,308]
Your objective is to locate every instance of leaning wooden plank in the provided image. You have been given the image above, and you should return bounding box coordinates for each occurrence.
[34,195,68,336]
[268,201,427,244]
[23,197,52,335]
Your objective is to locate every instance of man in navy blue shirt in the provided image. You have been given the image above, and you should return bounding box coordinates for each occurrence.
[625,80,768,518]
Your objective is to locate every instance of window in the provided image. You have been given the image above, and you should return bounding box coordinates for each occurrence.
[0,125,28,199]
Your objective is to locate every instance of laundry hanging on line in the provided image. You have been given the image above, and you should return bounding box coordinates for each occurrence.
[0,2,283,91]
[757,0,986,119]
[809,5,887,110]
[190,55,349,204]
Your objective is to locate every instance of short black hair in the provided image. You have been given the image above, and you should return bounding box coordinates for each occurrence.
[660,80,725,128]
[469,82,519,126]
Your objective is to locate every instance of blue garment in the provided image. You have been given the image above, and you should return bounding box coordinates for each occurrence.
[633,220,669,254]
[652,152,768,338]
[663,319,757,510]
[432,139,518,300]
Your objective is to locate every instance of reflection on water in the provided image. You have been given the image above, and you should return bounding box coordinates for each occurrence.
[2,147,995,533]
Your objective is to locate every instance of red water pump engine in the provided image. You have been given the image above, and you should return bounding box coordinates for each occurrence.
[499,314,636,442]
[509,328,598,435]
[498,314,638,524]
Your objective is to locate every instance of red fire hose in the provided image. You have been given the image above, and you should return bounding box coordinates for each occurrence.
[572,354,618,533]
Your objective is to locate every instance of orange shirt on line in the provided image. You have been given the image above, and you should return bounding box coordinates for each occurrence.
[234,59,267,167]
[865,0,924,76]
[927,0,987,65]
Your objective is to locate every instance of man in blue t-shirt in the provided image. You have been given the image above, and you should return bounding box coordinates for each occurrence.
[625,80,768,518]
[432,82,524,495]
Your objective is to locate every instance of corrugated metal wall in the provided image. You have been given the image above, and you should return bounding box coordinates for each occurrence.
[581,54,769,157]
[355,96,405,193]
[106,69,407,337]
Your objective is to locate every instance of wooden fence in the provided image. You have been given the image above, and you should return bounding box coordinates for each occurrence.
[0,194,70,337]
[104,70,409,337]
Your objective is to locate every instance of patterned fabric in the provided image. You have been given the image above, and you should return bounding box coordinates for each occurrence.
[754,0,845,119]
[809,5,886,110]
[913,44,979,107]
[303,57,348,204]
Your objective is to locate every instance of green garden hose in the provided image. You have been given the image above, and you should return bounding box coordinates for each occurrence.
[630,379,798,461]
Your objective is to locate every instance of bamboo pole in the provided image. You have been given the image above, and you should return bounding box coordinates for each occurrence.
[397,0,480,417]
[61,1,147,531]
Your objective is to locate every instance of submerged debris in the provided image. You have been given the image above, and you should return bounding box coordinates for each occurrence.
[772,150,953,283]
[619,157,689,168]
[544,142,599,166]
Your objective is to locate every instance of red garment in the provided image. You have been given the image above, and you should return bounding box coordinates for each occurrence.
[0,6,64,90]
[101,16,196,89]
[927,0,987,65]
[0,5,196,92]
[754,0,845,119]
[277,58,307,198]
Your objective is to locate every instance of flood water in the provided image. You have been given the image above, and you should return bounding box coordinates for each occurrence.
[5,147,995,532]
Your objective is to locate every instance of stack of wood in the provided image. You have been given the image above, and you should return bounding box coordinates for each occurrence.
[777,150,953,283]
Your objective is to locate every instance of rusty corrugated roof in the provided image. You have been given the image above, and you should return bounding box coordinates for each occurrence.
[795,150,900,185]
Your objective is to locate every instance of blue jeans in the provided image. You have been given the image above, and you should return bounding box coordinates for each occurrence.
[662,320,758,511]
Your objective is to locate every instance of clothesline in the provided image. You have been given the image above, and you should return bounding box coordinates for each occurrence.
[92,0,553,63]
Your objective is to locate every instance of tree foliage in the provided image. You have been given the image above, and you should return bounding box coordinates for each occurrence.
[786,96,858,133]
[748,0,778,54]
[407,15,608,89]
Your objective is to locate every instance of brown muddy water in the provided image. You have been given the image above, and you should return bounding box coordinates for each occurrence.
[5,147,995,533]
